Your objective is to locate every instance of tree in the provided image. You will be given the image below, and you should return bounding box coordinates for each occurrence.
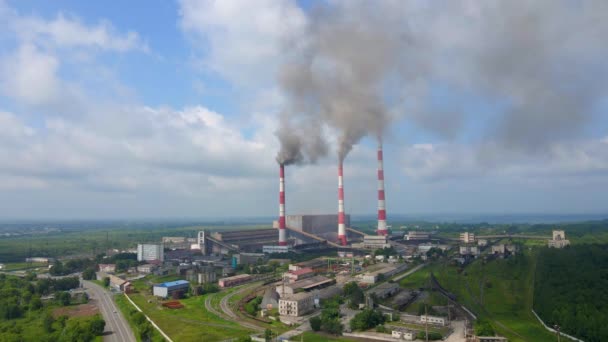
[264,328,273,342]
[417,331,442,340]
[310,316,322,331]
[82,268,96,280]
[90,316,106,335]
[474,319,495,336]
[350,309,386,331]
[102,277,110,287]
[140,321,154,342]
[55,291,71,306]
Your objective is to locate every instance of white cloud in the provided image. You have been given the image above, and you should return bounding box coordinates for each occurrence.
[12,12,148,52]
[0,44,61,106]
[178,0,306,86]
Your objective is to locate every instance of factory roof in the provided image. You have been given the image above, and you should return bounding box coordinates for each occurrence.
[288,275,334,290]
[155,280,189,288]
[220,274,251,281]
[290,267,313,276]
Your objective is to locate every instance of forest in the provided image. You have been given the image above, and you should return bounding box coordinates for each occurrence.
[534,244,608,342]
[0,274,105,342]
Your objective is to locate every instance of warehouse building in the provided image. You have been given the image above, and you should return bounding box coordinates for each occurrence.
[153,280,190,298]
[420,315,447,326]
[211,229,278,252]
[276,275,335,296]
[362,235,391,249]
[137,243,164,262]
[406,231,430,241]
[218,274,252,288]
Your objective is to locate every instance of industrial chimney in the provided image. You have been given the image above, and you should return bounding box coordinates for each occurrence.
[338,161,348,246]
[377,142,388,236]
[278,164,287,246]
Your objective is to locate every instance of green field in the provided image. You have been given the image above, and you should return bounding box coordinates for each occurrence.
[399,252,556,342]
[126,291,253,341]
[114,295,164,342]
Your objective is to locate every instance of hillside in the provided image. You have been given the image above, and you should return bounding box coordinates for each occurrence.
[534,244,608,341]
[402,251,555,341]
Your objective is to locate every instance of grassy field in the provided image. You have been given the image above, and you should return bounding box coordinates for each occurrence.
[127,291,253,341]
[399,252,556,342]
[114,294,164,342]
[1,261,47,271]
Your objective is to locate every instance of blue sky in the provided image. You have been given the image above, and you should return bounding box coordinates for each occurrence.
[0,0,607,219]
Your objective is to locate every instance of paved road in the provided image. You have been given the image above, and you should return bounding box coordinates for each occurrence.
[83,280,136,342]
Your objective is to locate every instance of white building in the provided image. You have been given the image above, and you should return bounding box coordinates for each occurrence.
[278,292,314,316]
[98,264,116,273]
[460,232,476,244]
[548,230,570,248]
[420,315,447,326]
[137,243,164,262]
[391,329,414,340]
[406,231,429,241]
[459,246,479,256]
[477,239,488,247]
[262,245,291,254]
[362,235,390,249]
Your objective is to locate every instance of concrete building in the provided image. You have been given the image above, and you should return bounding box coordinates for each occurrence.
[459,246,480,257]
[420,315,447,326]
[162,237,186,244]
[406,231,429,241]
[391,328,415,340]
[284,267,314,282]
[278,292,314,316]
[232,253,267,267]
[153,280,190,298]
[491,244,506,254]
[137,264,157,274]
[218,274,252,288]
[137,244,164,262]
[211,229,278,253]
[477,239,488,247]
[548,230,570,248]
[25,257,54,263]
[475,337,508,342]
[98,264,116,273]
[368,282,400,299]
[357,264,408,284]
[362,235,391,249]
[460,232,476,244]
[262,245,291,254]
[276,275,334,296]
[283,214,351,241]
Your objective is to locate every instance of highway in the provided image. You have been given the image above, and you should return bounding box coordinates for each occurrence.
[83,280,136,342]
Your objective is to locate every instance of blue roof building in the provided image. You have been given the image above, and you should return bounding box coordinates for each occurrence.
[153,279,189,298]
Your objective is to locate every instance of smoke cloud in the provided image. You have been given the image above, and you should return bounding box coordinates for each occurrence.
[276,1,427,163]
[276,1,608,164]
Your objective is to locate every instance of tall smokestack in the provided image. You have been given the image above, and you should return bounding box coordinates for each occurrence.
[278,164,287,246]
[338,161,347,246]
[377,142,388,236]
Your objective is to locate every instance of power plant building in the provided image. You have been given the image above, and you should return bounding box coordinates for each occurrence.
[284,214,351,241]
[137,244,164,262]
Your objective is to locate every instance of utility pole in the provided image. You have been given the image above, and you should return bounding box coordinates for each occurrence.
[425,303,429,342]
[554,324,561,342]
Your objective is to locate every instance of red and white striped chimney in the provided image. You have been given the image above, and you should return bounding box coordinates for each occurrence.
[377,142,388,236]
[338,161,348,246]
[278,164,287,246]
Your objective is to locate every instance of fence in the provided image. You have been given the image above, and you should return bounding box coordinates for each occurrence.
[124,293,174,342]
[531,310,584,342]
